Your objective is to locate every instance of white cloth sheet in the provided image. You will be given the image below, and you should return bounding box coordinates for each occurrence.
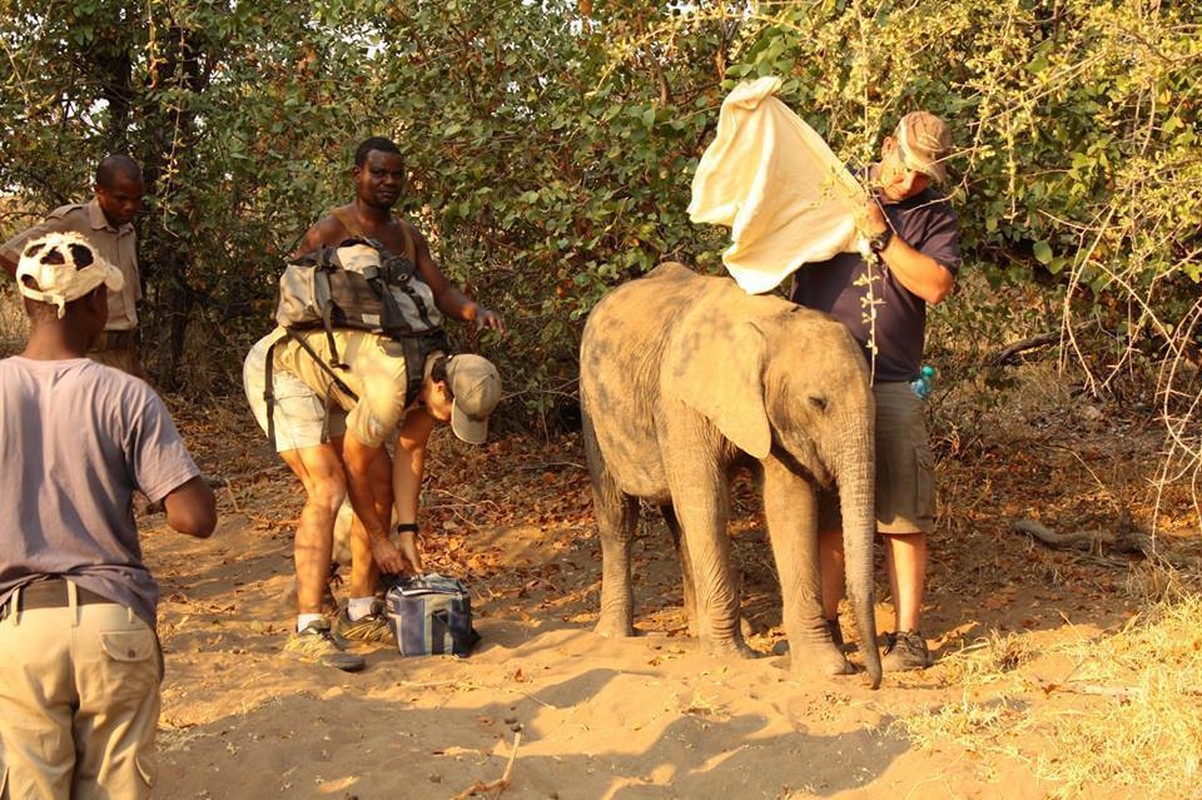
[688,77,869,294]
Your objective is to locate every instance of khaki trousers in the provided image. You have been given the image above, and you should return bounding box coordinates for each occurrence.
[88,330,145,380]
[0,585,162,799]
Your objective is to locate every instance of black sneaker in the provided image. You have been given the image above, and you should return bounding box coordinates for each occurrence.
[881,630,932,671]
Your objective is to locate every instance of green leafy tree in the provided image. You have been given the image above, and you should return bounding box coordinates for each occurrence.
[2,0,1200,466]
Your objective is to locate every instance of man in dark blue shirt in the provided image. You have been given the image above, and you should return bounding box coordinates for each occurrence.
[791,111,959,671]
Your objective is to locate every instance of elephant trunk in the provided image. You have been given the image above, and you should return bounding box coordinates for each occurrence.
[837,430,882,689]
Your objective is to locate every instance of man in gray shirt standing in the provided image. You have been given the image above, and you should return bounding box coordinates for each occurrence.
[0,232,217,797]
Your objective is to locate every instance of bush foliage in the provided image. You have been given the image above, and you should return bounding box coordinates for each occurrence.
[1,0,1199,435]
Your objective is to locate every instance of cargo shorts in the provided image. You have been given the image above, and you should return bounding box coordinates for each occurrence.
[243,333,347,452]
[0,582,162,799]
[818,380,935,535]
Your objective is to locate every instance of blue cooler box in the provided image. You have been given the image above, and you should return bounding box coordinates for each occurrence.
[385,573,480,657]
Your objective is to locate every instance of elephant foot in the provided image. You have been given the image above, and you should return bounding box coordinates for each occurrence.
[594,616,635,639]
[704,637,762,661]
[782,642,855,677]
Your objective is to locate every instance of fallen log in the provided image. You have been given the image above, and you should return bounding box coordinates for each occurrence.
[1011,518,1194,570]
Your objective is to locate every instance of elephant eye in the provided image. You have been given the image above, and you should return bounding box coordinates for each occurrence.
[807,395,827,411]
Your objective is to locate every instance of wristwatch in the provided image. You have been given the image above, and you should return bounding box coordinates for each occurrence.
[869,226,894,253]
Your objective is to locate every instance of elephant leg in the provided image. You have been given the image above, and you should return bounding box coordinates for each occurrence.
[762,456,853,677]
[661,504,698,637]
[588,463,644,634]
[669,473,757,660]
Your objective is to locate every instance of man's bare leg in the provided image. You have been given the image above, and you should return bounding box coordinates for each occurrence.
[818,528,845,621]
[337,440,395,600]
[883,531,926,631]
[277,443,364,670]
[881,531,931,671]
[334,443,397,645]
[280,443,346,617]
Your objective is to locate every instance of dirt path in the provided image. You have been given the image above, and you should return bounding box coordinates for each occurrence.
[143,402,1196,799]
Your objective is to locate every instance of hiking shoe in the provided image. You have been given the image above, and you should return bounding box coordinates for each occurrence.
[333,602,394,645]
[881,630,932,672]
[284,619,365,672]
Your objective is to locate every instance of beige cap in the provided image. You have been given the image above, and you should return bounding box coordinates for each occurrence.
[445,354,502,444]
[895,111,952,184]
[16,232,124,318]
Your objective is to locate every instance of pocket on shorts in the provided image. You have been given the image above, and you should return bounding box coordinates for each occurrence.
[100,629,157,664]
[912,441,935,526]
[97,626,161,702]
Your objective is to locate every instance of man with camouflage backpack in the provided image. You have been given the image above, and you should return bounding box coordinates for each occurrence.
[243,136,505,670]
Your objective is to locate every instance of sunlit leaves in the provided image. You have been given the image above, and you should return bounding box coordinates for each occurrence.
[2,0,1200,412]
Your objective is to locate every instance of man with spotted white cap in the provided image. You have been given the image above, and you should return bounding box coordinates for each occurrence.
[791,111,960,672]
[14,230,127,314]
[0,232,217,797]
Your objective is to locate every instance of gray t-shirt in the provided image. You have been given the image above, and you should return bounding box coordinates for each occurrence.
[0,357,201,626]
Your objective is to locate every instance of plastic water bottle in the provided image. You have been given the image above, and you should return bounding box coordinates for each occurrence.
[910,365,935,399]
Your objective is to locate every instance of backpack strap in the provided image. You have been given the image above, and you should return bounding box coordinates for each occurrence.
[264,329,360,450]
[285,328,360,403]
[401,330,452,408]
[331,206,366,238]
[263,332,286,450]
[392,279,438,331]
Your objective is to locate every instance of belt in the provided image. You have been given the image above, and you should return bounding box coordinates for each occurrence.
[0,578,113,622]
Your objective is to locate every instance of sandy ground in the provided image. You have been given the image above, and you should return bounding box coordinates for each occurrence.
[141,401,1196,800]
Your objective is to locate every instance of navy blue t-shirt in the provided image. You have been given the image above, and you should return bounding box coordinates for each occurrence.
[790,185,961,382]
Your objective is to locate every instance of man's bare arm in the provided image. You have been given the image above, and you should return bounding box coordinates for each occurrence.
[410,225,507,333]
[162,476,218,538]
[342,434,407,574]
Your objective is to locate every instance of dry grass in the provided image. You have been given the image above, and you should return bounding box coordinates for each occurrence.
[898,587,1202,798]
[1030,592,1202,796]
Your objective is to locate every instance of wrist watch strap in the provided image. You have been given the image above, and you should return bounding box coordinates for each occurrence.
[869,226,894,253]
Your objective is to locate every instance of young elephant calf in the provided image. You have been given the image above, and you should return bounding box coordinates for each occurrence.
[580,262,881,688]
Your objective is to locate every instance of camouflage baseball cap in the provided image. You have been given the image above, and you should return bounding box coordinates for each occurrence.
[895,111,952,184]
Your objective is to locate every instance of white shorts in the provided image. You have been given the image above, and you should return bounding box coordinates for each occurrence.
[243,333,346,453]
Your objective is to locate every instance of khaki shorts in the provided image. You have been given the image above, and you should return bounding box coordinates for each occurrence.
[243,334,346,453]
[818,380,935,535]
[0,583,162,799]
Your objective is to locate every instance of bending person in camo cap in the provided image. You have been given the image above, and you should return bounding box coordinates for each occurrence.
[243,323,503,671]
[239,135,506,671]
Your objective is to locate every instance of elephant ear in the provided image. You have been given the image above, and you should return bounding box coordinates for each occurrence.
[668,316,771,458]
